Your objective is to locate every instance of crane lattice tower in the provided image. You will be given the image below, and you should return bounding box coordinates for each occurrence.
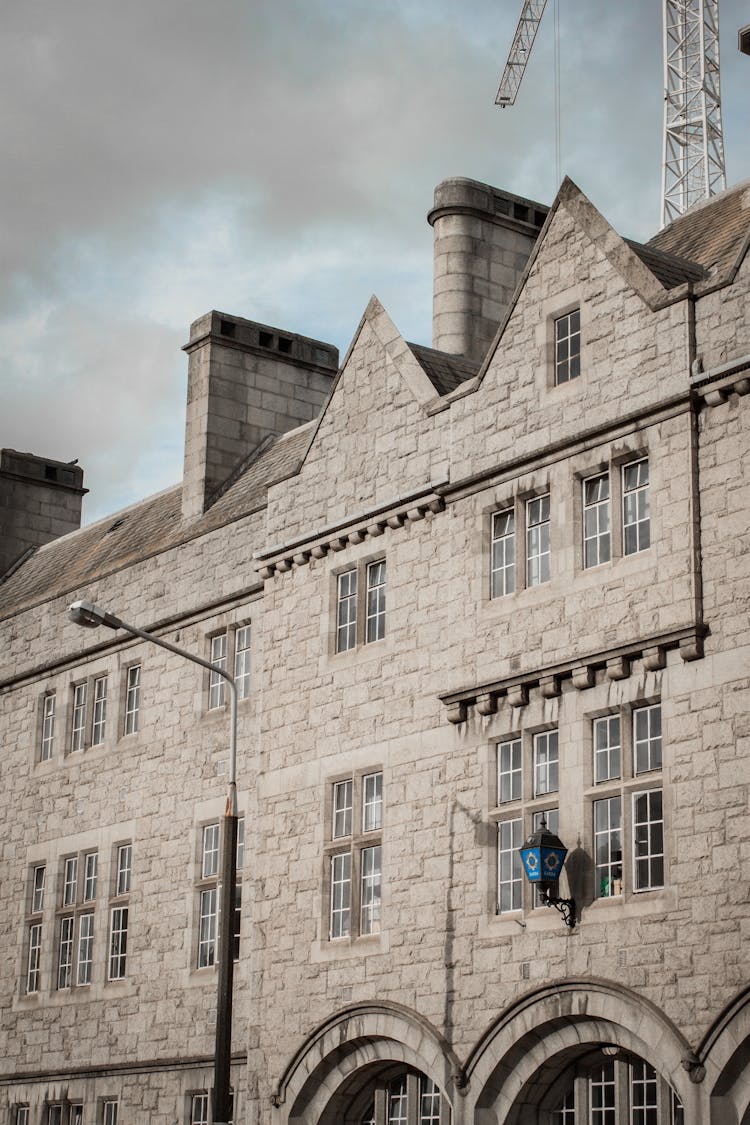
[662,0,727,226]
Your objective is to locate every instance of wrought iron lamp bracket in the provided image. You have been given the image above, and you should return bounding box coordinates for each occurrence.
[539,887,576,928]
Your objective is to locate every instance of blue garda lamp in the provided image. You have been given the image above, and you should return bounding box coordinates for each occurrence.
[519,816,576,928]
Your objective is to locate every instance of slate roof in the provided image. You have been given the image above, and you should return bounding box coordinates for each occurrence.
[408,343,481,395]
[625,240,707,289]
[647,178,750,277]
[0,423,314,619]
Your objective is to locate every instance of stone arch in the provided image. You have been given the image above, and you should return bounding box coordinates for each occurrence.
[698,985,750,1125]
[272,1002,462,1125]
[463,978,697,1123]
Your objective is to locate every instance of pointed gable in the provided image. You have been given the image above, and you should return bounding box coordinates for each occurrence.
[448,178,696,482]
[264,297,451,547]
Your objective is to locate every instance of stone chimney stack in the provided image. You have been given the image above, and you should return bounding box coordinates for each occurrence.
[0,450,86,576]
[181,311,338,521]
[428,178,548,363]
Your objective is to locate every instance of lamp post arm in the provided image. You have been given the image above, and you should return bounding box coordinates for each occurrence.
[87,612,238,803]
[70,603,239,1120]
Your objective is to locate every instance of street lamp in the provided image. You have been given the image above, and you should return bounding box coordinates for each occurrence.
[518,816,576,928]
[69,599,238,1125]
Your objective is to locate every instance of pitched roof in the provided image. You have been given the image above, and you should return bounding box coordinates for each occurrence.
[625,240,707,289]
[647,179,750,278]
[0,424,313,620]
[408,343,481,396]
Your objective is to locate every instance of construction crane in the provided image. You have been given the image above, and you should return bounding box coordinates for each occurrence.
[495,0,728,228]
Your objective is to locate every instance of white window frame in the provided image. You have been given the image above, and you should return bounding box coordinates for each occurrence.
[102,1101,118,1125]
[40,693,56,761]
[198,888,218,968]
[623,457,650,555]
[124,664,141,735]
[594,715,621,783]
[27,923,42,994]
[92,674,108,746]
[32,864,46,913]
[497,738,522,804]
[336,569,358,653]
[326,770,383,941]
[497,818,523,914]
[63,856,78,907]
[234,624,252,701]
[191,1093,210,1125]
[633,703,662,774]
[58,915,75,989]
[533,730,559,797]
[491,510,515,598]
[360,844,382,935]
[83,851,98,902]
[633,788,664,892]
[71,682,87,753]
[583,472,611,568]
[594,795,623,899]
[202,824,220,878]
[554,308,581,384]
[77,911,95,985]
[526,495,551,587]
[209,633,228,710]
[108,906,128,980]
[365,560,386,644]
[116,844,132,896]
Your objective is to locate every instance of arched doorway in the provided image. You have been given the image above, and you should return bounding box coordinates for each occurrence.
[272,1002,460,1125]
[465,981,696,1124]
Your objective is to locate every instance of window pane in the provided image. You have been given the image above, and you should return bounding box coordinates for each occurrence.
[633,789,664,891]
[32,865,46,913]
[498,819,522,913]
[83,852,98,901]
[491,510,515,597]
[192,1094,210,1125]
[330,853,351,938]
[202,824,220,878]
[498,738,522,803]
[419,1078,442,1125]
[234,625,252,701]
[594,797,622,898]
[125,665,141,734]
[71,683,87,753]
[623,458,650,555]
[333,780,353,838]
[526,496,551,586]
[363,772,383,831]
[583,473,611,568]
[336,570,358,652]
[58,916,74,989]
[634,704,662,773]
[555,310,581,384]
[594,716,621,782]
[209,634,228,710]
[533,731,559,796]
[366,560,386,643]
[63,857,78,906]
[117,845,132,895]
[198,889,217,967]
[92,675,108,745]
[109,907,128,979]
[77,912,95,984]
[41,693,56,761]
[360,845,382,934]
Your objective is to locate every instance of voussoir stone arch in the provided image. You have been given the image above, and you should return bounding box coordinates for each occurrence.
[464,978,698,1124]
[272,1001,462,1125]
[697,985,750,1125]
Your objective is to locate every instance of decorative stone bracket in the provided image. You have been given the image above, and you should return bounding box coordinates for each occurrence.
[255,482,447,580]
[440,625,706,725]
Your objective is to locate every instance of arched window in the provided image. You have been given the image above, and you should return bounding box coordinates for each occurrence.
[350,1069,449,1125]
[550,1054,684,1124]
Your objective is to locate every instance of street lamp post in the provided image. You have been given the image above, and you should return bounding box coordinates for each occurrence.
[69,600,238,1125]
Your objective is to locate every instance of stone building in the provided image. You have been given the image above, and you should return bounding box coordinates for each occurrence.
[1,174,749,1125]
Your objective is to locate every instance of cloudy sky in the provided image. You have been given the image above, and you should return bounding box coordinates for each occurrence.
[3,0,749,524]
